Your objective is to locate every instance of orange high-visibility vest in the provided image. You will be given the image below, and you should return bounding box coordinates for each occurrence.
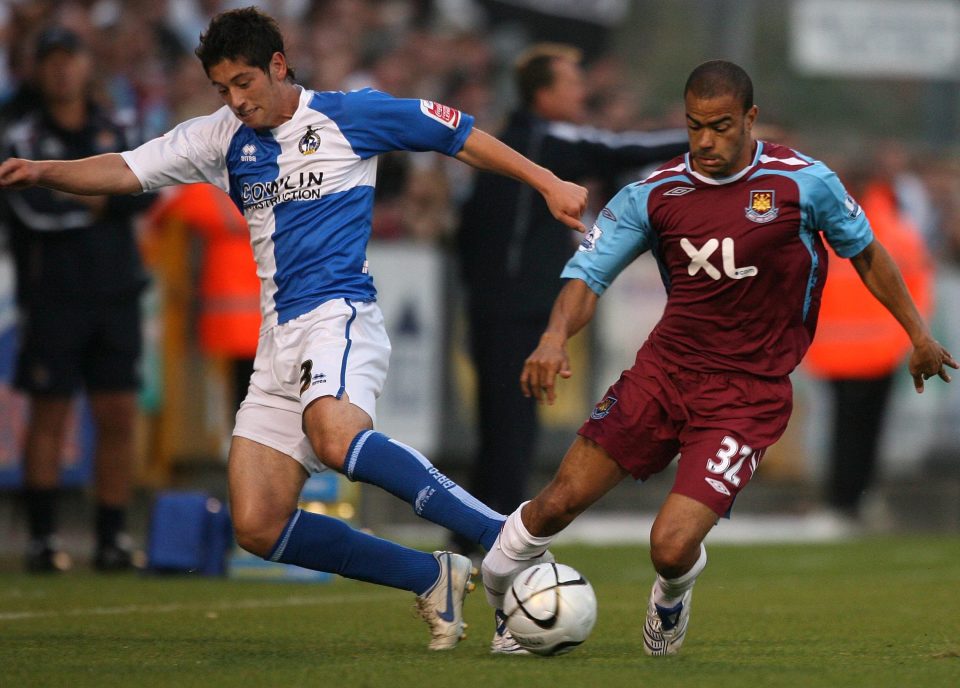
[148,184,260,357]
[805,182,933,379]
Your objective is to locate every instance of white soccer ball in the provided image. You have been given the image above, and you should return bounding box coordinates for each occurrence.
[503,561,597,656]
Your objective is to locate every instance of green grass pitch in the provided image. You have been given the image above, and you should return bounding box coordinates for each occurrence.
[2,536,958,688]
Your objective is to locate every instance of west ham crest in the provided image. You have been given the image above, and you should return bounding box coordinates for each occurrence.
[590,396,618,420]
[745,190,779,223]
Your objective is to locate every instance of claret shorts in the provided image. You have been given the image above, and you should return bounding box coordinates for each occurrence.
[578,345,793,516]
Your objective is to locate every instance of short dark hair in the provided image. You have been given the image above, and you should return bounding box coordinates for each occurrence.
[195,6,295,80]
[514,43,582,108]
[684,60,753,113]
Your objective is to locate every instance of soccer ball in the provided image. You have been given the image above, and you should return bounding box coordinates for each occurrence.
[503,561,597,656]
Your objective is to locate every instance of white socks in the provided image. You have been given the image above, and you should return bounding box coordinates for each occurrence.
[480,502,555,608]
[653,543,707,608]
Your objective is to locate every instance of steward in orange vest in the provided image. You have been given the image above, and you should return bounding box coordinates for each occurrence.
[805,178,934,518]
[806,181,933,379]
[148,184,260,360]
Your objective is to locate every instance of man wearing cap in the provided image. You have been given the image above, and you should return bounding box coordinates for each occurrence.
[1,27,152,572]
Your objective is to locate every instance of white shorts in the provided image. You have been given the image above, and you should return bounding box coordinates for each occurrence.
[233,299,391,473]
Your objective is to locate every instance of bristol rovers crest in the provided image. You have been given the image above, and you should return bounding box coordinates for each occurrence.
[298,126,321,155]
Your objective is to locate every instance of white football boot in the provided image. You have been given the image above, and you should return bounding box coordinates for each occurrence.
[415,551,476,650]
[490,608,532,655]
[642,583,693,656]
[488,550,556,655]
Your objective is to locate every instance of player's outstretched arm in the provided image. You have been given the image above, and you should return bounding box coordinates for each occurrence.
[0,153,142,195]
[850,239,958,392]
[455,127,587,232]
[522,278,598,405]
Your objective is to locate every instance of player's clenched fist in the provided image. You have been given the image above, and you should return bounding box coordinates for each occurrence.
[0,158,41,189]
[544,179,588,232]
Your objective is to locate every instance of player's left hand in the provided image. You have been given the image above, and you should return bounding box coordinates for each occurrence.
[908,338,958,393]
[543,179,587,232]
[521,332,571,405]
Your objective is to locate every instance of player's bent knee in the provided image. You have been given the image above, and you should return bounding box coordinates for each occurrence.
[649,536,700,578]
[232,513,288,558]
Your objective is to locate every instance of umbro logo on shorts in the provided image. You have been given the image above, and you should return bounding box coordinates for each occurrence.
[704,477,731,496]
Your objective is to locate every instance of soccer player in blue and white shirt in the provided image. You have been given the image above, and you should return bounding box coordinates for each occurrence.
[0,8,587,651]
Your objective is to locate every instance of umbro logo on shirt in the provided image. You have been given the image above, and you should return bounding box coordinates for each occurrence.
[241,143,257,162]
[663,186,695,196]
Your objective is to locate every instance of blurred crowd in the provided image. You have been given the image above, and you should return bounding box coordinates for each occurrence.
[0,0,674,244]
[3,0,960,258]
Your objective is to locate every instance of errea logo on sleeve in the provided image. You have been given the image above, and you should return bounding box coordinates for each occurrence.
[419,100,461,129]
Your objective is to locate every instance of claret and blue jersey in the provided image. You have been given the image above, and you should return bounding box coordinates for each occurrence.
[121,87,473,328]
[564,141,874,377]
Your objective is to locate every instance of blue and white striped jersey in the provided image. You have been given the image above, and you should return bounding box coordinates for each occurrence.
[122,87,473,327]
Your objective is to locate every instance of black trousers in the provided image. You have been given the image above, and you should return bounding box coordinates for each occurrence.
[826,374,896,513]
[464,306,550,517]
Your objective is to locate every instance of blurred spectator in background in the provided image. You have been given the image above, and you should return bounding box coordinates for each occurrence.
[146,184,259,414]
[805,158,934,527]
[450,43,688,556]
[0,27,153,572]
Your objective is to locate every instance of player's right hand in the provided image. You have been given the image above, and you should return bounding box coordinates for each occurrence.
[543,179,587,232]
[0,158,40,189]
[520,332,572,405]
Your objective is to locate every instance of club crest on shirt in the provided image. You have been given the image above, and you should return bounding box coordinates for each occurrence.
[298,126,321,155]
[590,395,618,420]
[419,100,461,129]
[745,190,779,223]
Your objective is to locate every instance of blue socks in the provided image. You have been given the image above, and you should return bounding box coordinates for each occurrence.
[345,431,505,550]
[268,509,439,595]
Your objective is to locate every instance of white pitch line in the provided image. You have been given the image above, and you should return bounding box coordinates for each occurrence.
[0,590,399,622]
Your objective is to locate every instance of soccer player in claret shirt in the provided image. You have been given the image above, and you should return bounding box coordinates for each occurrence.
[0,7,587,651]
[481,60,957,656]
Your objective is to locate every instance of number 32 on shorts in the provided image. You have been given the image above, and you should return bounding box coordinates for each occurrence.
[706,436,763,490]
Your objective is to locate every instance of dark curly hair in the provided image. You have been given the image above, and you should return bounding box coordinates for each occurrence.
[195,6,295,81]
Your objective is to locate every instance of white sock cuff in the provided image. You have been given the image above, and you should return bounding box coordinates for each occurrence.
[659,543,707,593]
[498,501,553,559]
